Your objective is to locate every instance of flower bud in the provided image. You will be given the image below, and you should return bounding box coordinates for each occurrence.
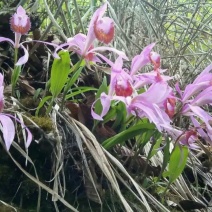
[94,17,114,44]
[150,51,160,70]
[10,6,31,35]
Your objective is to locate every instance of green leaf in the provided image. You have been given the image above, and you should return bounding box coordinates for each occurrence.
[158,136,171,181]
[112,102,127,131]
[94,76,108,118]
[149,136,163,158]
[65,87,97,100]
[166,145,189,184]
[102,123,157,149]
[50,50,70,98]
[35,96,52,116]
[11,65,21,95]
[64,66,84,93]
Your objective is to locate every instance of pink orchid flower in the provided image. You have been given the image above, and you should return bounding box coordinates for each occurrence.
[181,64,212,102]
[91,56,133,120]
[164,125,199,149]
[130,43,172,89]
[92,80,173,132]
[54,3,127,63]
[126,82,172,131]
[185,105,212,145]
[91,45,173,126]
[0,6,31,66]
[0,73,32,151]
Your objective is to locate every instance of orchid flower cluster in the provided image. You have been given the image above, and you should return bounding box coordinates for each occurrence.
[0,3,212,152]
[54,3,127,62]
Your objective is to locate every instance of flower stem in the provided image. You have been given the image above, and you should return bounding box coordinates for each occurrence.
[11,48,20,96]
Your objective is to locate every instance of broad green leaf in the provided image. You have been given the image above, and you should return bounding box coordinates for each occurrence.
[50,50,70,98]
[102,123,157,149]
[166,145,189,184]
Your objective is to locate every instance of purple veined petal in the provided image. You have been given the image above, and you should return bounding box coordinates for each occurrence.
[134,82,171,105]
[189,86,212,107]
[0,115,15,151]
[16,44,29,66]
[128,101,163,131]
[130,43,155,76]
[193,63,212,84]
[182,81,211,102]
[187,105,211,122]
[152,103,171,125]
[0,37,15,46]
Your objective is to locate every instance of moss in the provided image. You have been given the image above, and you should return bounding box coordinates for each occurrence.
[29,116,53,132]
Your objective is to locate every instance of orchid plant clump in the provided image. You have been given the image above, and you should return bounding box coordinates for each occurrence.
[0,3,211,177]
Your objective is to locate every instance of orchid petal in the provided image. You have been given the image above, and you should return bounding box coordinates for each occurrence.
[16,44,29,66]
[0,115,15,151]
[193,63,212,84]
[0,37,15,46]
[10,6,31,35]
[182,81,211,102]
[134,82,171,104]
[90,46,128,60]
[0,73,4,87]
[130,43,155,75]
[84,3,107,54]
[191,116,211,145]
[0,86,4,112]
[25,127,33,148]
[91,93,111,120]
